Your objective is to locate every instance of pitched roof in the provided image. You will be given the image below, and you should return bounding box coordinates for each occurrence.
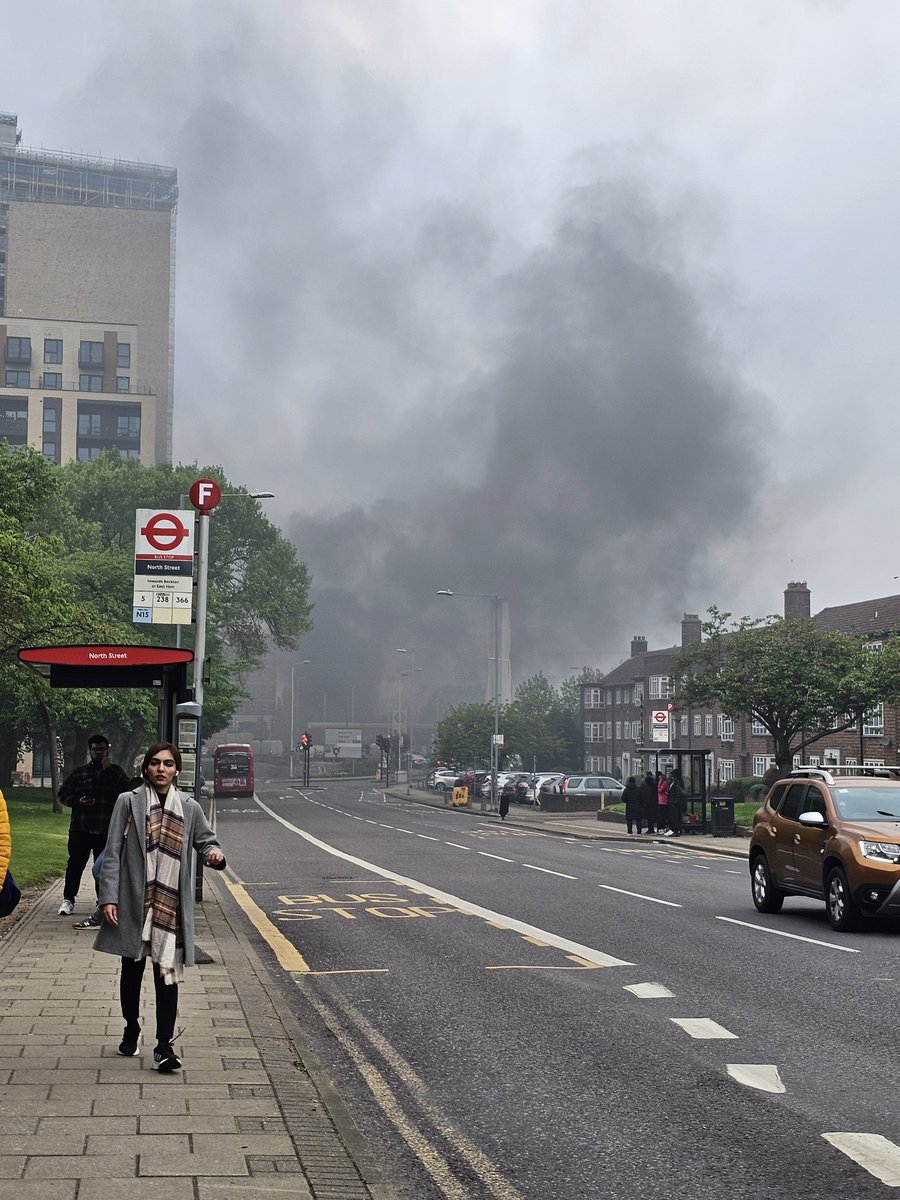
[814,593,900,637]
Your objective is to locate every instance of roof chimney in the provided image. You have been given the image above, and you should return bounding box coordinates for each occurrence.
[681,614,702,646]
[784,581,811,621]
[630,636,648,658]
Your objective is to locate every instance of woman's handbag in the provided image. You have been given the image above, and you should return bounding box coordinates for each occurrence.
[0,869,21,918]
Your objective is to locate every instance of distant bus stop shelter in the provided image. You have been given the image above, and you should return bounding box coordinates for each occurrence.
[638,746,713,834]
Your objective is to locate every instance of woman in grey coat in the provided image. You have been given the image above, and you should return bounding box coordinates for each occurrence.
[95,741,225,1071]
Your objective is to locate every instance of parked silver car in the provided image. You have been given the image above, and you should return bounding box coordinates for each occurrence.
[562,775,625,800]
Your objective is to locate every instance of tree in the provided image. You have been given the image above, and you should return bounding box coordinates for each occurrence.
[675,608,900,774]
[434,703,495,768]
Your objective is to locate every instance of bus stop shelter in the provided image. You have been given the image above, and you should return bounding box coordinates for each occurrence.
[17,644,194,744]
[638,746,713,834]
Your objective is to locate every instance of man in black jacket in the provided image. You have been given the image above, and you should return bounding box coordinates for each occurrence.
[57,734,130,917]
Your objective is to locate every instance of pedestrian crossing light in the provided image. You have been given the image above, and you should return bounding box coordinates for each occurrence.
[301,732,310,747]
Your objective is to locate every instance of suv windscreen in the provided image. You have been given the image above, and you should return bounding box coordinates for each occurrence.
[830,786,900,821]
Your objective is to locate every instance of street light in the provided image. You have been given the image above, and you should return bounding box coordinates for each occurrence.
[289,660,311,779]
[396,649,422,794]
[437,589,505,813]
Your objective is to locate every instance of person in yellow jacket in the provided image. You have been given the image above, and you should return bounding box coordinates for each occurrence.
[0,787,10,892]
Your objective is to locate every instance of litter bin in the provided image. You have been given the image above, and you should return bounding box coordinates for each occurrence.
[710,796,735,838]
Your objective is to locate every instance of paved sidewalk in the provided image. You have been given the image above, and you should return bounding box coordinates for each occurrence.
[0,877,393,1200]
[384,785,751,859]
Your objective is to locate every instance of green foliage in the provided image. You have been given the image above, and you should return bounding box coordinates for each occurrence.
[6,790,70,887]
[676,607,897,771]
[0,449,313,773]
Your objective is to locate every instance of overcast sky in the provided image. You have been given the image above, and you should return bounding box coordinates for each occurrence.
[8,1,900,723]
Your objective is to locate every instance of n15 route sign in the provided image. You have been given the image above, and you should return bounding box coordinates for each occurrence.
[133,508,195,625]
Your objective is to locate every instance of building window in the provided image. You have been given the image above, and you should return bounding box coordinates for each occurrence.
[584,722,603,742]
[79,374,103,392]
[693,714,702,736]
[0,405,27,445]
[633,721,642,741]
[584,687,603,709]
[863,703,884,737]
[78,341,103,367]
[78,412,102,437]
[864,758,885,768]
[792,754,802,770]
[680,715,688,737]
[753,755,775,777]
[718,760,735,782]
[116,413,140,439]
[751,718,767,736]
[42,372,62,389]
[605,722,612,740]
[116,376,130,392]
[718,715,735,742]
[44,339,63,364]
[117,342,131,369]
[43,407,57,434]
[5,369,30,387]
[634,681,644,704]
[42,441,57,460]
[606,688,613,705]
[614,721,622,740]
[649,675,672,699]
[5,336,31,365]
[705,714,713,737]
[586,756,602,772]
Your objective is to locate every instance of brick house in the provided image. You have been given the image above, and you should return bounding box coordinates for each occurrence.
[581,582,900,783]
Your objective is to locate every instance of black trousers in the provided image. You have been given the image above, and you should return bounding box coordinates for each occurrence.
[63,829,107,902]
[119,957,178,1047]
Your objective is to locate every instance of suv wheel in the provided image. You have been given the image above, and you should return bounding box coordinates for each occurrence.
[826,865,861,931]
[751,854,784,914]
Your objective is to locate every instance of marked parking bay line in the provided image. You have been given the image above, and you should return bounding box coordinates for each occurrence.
[727,1065,785,1094]
[523,864,577,879]
[716,915,859,953]
[600,884,681,907]
[823,1133,900,1186]
[254,795,633,968]
[671,1018,737,1039]
[624,983,674,999]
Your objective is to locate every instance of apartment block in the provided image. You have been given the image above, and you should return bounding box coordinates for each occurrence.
[0,111,176,464]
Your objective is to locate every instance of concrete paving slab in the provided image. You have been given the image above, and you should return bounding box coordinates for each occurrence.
[0,878,392,1199]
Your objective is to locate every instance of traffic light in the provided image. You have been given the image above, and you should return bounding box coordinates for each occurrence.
[301,731,310,748]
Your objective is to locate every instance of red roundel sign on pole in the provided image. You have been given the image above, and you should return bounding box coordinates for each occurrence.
[188,478,222,515]
[140,511,192,552]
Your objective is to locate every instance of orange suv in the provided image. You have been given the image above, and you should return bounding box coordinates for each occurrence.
[749,766,900,930]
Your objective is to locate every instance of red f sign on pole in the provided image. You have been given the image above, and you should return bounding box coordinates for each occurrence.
[188,478,222,515]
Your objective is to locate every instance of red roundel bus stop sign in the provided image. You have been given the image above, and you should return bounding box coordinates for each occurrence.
[188,478,222,515]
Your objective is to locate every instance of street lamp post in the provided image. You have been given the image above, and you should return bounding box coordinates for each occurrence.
[437,590,504,814]
[289,660,311,779]
[396,649,421,794]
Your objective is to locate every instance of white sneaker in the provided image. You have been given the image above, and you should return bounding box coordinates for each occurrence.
[57,899,75,916]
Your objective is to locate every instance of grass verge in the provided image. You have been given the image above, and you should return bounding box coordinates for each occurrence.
[5,788,69,888]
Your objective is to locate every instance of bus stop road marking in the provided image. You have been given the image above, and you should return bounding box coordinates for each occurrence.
[823,1134,900,1186]
[221,873,310,973]
[254,795,634,969]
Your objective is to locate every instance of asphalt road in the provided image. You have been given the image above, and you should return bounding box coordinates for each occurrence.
[214,776,900,1200]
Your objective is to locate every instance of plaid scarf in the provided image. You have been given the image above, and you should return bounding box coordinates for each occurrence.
[139,784,185,985]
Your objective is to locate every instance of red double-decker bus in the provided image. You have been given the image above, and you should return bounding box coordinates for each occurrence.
[213,743,255,797]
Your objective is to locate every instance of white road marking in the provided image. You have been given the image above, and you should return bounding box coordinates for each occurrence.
[624,983,674,999]
[523,865,578,879]
[478,852,515,862]
[671,1018,737,1040]
[823,1133,900,1186]
[444,842,470,850]
[600,884,681,908]
[378,823,394,829]
[416,834,439,842]
[726,1064,785,1094]
[253,795,633,967]
[716,916,859,953]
